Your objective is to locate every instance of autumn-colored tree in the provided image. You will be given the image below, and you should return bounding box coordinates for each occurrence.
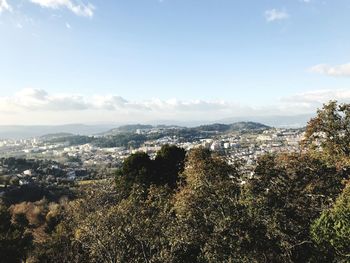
[31,204,88,263]
[0,203,33,263]
[74,185,174,263]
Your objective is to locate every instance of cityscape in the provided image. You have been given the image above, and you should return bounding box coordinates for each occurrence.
[0,122,304,187]
[1,0,349,262]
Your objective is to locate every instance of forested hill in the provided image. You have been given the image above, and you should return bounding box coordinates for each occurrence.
[103,124,154,135]
[102,121,269,135]
[0,122,270,139]
[39,133,74,141]
[41,121,270,148]
[195,122,270,132]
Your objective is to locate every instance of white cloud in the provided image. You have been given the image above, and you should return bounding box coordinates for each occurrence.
[0,0,12,13]
[1,88,350,125]
[0,88,243,114]
[65,22,71,29]
[309,63,350,77]
[282,89,350,104]
[30,0,94,17]
[264,9,289,22]
[0,88,89,111]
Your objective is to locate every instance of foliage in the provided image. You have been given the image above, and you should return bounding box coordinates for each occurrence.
[116,145,186,191]
[2,184,75,206]
[246,153,347,262]
[0,203,33,263]
[171,148,272,262]
[75,186,173,263]
[311,183,350,262]
[303,100,350,164]
[46,135,95,146]
[154,145,186,188]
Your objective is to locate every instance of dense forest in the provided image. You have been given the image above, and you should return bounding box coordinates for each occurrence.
[1,101,350,262]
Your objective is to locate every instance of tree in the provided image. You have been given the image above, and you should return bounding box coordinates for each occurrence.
[74,185,174,263]
[171,148,271,262]
[0,203,33,263]
[154,145,186,188]
[247,153,346,262]
[311,183,350,262]
[115,152,153,193]
[32,210,88,263]
[116,146,186,191]
[303,100,350,164]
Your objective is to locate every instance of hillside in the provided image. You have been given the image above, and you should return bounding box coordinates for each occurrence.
[195,122,270,132]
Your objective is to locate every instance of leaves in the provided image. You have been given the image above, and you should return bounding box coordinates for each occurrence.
[303,101,350,165]
[311,184,350,261]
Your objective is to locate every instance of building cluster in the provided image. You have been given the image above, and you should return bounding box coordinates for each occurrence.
[0,127,305,185]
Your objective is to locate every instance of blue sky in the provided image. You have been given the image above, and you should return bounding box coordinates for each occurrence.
[0,0,350,124]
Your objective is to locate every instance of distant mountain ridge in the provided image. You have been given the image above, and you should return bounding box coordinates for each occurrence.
[0,115,308,139]
[0,124,116,140]
[35,121,271,149]
[217,114,314,128]
[39,133,74,141]
[103,124,154,135]
[101,122,269,136]
[102,124,181,136]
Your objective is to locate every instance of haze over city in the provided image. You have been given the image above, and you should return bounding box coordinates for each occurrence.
[1,0,350,124]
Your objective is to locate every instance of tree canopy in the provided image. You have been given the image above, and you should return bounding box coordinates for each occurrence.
[303,100,350,164]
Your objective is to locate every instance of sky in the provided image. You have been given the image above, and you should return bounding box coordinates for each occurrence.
[0,0,350,125]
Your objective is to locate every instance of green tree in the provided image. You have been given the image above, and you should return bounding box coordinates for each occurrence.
[116,152,153,194]
[116,146,186,192]
[303,100,350,164]
[247,153,346,262]
[311,183,350,262]
[154,145,186,188]
[171,148,271,262]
